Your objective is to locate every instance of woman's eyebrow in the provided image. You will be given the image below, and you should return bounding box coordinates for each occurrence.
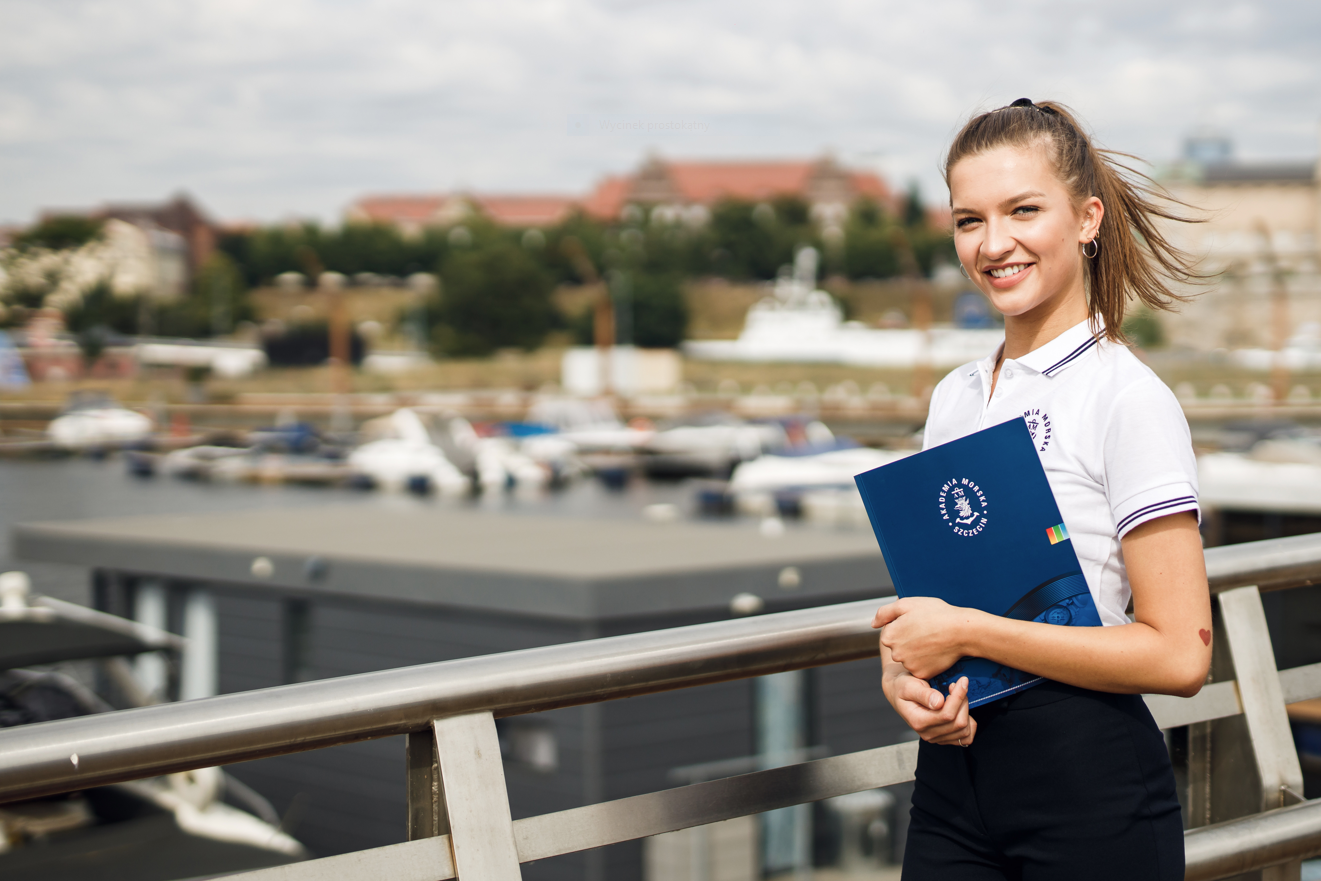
[951,190,1047,216]
[1000,190,1046,209]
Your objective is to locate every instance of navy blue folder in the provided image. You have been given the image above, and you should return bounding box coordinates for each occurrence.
[854,418,1102,708]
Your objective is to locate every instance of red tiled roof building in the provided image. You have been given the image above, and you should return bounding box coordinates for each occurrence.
[347,193,577,235]
[583,156,896,226]
[346,156,895,231]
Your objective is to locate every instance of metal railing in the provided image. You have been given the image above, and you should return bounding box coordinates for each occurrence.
[4,533,1321,880]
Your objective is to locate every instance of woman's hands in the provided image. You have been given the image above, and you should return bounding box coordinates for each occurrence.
[872,597,987,681]
[874,597,981,746]
[884,666,977,747]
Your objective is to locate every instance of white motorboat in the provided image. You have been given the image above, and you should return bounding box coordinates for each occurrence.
[347,408,470,496]
[684,247,1003,368]
[643,421,790,479]
[47,393,153,451]
[729,446,912,496]
[727,446,913,523]
[0,571,307,880]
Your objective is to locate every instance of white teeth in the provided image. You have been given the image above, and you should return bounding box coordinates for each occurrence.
[989,264,1029,279]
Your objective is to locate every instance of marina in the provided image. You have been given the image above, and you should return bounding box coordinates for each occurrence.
[3,11,1321,874]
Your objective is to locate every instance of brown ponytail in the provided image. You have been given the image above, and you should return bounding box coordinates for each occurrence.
[943,99,1205,343]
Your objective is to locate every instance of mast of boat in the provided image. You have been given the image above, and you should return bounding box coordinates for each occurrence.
[561,237,613,398]
[1255,220,1291,405]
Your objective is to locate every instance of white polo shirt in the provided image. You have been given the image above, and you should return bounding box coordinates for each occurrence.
[923,318,1199,626]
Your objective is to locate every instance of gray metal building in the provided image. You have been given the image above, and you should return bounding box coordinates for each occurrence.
[16,505,908,879]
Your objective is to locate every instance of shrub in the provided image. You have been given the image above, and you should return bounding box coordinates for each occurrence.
[431,241,554,356]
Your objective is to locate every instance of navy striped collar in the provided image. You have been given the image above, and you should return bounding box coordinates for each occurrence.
[1013,320,1103,378]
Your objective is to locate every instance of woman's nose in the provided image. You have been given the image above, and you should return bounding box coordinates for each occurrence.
[981,218,1016,261]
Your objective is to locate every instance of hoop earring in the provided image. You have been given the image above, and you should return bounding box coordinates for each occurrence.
[958,263,970,279]
[1082,238,1099,259]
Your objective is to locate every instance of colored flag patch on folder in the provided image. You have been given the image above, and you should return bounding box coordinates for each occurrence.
[1047,523,1070,545]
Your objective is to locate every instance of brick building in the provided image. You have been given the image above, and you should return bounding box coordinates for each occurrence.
[346,193,579,236]
[346,156,896,234]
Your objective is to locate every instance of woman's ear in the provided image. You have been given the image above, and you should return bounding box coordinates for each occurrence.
[1079,196,1104,243]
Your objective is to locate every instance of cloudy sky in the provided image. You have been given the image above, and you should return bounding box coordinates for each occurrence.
[1,0,1318,225]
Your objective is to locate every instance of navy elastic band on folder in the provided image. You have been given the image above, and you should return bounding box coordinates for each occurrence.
[1002,573,1090,622]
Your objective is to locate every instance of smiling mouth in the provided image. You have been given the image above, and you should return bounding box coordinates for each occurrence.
[987,263,1032,279]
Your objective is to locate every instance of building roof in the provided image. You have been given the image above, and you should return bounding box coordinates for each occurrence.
[630,158,893,209]
[662,160,818,203]
[36,193,216,271]
[95,194,213,231]
[352,157,898,225]
[15,506,891,621]
[468,194,577,227]
[348,194,446,226]
[848,171,892,203]
[347,193,577,228]
[580,175,631,220]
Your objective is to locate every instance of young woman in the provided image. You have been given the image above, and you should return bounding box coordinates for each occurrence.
[872,99,1211,880]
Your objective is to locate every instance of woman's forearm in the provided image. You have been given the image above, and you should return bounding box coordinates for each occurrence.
[961,611,1207,697]
[876,515,1212,698]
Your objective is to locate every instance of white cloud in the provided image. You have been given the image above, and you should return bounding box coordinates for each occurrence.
[0,0,1316,223]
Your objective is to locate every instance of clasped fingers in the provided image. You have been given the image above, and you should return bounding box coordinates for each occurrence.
[895,676,977,747]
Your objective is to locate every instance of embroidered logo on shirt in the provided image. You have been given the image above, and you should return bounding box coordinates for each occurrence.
[939,478,989,537]
[1023,408,1052,452]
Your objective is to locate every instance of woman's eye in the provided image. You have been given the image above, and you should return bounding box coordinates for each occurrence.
[955,217,980,229]
[1013,205,1040,216]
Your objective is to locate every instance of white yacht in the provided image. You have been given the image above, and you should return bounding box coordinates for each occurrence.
[0,572,307,880]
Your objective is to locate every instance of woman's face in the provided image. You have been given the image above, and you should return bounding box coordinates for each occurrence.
[948,142,1102,323]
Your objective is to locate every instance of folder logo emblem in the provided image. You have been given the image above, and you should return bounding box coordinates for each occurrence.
[938,477,989,537]
[1047,523,1070,545]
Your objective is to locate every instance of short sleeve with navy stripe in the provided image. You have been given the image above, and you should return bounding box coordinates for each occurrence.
[1104,376,1200,540]
[923,319,1199,626]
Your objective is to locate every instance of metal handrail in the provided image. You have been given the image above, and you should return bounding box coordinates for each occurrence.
[2,532,1321,806]
[1185,798,1321,880]
[1206,531,1321,593]
[0,597,881,802]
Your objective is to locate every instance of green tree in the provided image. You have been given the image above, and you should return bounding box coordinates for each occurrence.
[63,281,139,364]
[628,271,688,348]
[1122,308,1165,349]
[903,182,926,227]
[431,241,554,356]
[908,224,957,276]
[843,199,899,278]
[707,198,814,279]
[14,216,104,250]
[63,281,139,336]
[153,252,253,338]
[841,193,955,279]
[543,212,612,285]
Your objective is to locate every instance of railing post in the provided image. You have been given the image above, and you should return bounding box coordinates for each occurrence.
[406,728,447,840]
[1211,586,1306,881]
[434,712,522,880]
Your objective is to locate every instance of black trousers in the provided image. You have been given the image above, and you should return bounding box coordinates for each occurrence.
[903,681,1184,881]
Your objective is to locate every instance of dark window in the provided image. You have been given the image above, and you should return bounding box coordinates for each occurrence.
[283,599,313,684]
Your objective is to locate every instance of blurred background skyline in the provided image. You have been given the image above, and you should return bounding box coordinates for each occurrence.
[3,0,1320,225]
